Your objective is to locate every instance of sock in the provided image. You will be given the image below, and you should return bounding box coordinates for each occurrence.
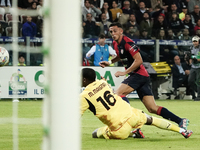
[179,128,186,133]
[96,126,109,139]
[120,95,130,104]
[152,116,181,133]
[157,107,182,124]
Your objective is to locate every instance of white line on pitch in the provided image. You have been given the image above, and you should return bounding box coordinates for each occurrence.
[0,118,42,124]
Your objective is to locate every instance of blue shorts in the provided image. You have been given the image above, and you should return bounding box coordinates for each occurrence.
[122,73,153,100]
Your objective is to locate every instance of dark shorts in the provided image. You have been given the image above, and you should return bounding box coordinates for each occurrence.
[122,73,153,100]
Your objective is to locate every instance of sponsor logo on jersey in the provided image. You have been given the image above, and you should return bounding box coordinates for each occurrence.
[129,44,138,52]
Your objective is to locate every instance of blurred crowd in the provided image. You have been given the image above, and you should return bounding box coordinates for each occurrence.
[0,0,200,66]
[82,0,200,39]
[0,0,199,99]
[81,0,200,65]
[0,0,43,38]
[0,0,43,66]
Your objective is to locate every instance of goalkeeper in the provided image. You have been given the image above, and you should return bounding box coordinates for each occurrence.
[80,68,193,139]
[187,36,200,101]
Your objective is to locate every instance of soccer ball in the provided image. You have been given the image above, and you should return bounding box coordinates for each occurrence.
[0,47,9,66]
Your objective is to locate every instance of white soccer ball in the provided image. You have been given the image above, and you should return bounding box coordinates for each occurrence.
[0,47,9,67]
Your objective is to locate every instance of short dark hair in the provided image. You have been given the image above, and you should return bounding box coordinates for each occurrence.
[182,28,189,33]
[155,6,161,9]
[185,13,191,17]
[109,22,123,28]
[129,13,135,17]
[85,0,90,4]
[99,33,105,39]
[168,28,173,32]
[18,55,25,59]
[171,3,176,6]
[196,18,200,23]
[31,2,38,6]
[86,13,92,17]
[82,68,96,82]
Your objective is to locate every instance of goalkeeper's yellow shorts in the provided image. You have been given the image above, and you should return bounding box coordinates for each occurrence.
[97,108,147,139]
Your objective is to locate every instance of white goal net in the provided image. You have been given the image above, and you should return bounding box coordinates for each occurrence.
[0,0,81,150]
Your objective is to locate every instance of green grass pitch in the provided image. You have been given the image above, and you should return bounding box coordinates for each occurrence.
[0,101,42,150]
[0,99,199,150]
[81,99,200,150]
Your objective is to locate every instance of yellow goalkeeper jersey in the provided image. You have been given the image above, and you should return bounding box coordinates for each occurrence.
[80,79,133,130]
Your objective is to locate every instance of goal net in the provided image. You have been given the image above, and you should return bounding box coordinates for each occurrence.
[0,0,81,150]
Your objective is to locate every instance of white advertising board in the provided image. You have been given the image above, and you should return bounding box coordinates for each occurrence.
[0,66,138,98]
[0,67,45,98]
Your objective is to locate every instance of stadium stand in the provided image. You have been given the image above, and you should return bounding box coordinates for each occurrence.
[5,13,12,22]
[0,0,198,68]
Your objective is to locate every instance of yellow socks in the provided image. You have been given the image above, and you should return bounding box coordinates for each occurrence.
[152,116,184,133]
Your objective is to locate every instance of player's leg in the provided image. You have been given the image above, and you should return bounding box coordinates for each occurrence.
[145,114,181,132]
[145,114,193,138]
[115,83,134,95]
[141,96,159,113]
[138,78,189,130]
[92,129,98,138]
[92,126,109,139]
[127,108,147,138]
[129,128,145,138]
[115,83,134,103]
[92,123,133,139]
[116,73,188,129]
[142,95,189,129]
[116,73,143,103]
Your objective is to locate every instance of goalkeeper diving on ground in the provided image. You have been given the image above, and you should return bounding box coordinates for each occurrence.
[80,68,193,139]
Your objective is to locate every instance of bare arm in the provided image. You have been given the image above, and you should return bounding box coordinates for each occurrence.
[115,52,143,77]
[125,52,143,74]
[99,55,121,67]
[91,4,102,15]
[110,55,121,63]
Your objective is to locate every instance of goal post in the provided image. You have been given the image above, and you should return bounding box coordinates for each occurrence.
[43,0,81,150]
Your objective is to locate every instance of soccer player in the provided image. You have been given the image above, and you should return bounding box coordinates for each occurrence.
[80,68,193,139]
[99,22,189,129]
